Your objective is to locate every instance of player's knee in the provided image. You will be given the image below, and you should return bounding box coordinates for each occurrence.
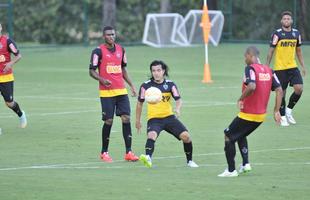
[104,119,113,125]
[180,132,191,143]
[224,135,230,142]
[5,101,14,108]
[294,86,303,95]
[147,131,157,140]
[121,115,130,123]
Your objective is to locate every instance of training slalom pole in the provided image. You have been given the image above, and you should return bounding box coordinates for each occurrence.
[201,0,212,83]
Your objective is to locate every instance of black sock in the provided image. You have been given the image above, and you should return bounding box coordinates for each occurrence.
[101,123,112,153]
[237,137,249,165]
[224,141,236,172]
[183,142,193,163]
[280,97,286,116]
[287,92,301,109]
[122,123,132,153]
[10,102,23,117]
[145,139,155,157]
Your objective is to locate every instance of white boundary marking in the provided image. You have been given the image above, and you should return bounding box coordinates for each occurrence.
[0,102,235,118]
[0,110,99,118]
[0,146,309,171]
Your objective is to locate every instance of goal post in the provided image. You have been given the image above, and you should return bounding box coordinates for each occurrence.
[181,10,224,47]
[142,6,225,83]
[142,13,188,48]
[142,10,224,48]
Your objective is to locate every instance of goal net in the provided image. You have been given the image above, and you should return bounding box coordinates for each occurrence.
[142,13,188,48]
[142,10,224,47]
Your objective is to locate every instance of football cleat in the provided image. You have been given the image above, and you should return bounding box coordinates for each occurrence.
[19,111,27,128]
[187,160,199,168]
[238,163,252,174]
[100,152,113,163]
[286,108,296,124]
[139,154,152,168]
[218,169,238,177]
[280,116,289,127]
[124,151,139,161]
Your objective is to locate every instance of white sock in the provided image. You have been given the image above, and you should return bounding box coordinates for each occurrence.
[286,107,292,115]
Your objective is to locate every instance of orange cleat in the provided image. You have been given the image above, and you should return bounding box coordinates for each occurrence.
[100,152,113,163]
[124,151,139,161]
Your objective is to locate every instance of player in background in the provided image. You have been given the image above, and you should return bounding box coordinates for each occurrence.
[136,60,198,168]
[266,11,306,126]
[218,46,282,177]
[89,26,139,162]
[0,23,27,128]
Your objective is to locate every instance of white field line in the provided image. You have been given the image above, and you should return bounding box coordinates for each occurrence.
[0,110,99,118]
[0,146,309,171]
[19,95,97,101]
[18,94,236,106]
[0,102,235,118]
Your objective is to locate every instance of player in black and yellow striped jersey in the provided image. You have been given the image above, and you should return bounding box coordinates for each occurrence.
[136,60,198,168]
[266,11,307,126]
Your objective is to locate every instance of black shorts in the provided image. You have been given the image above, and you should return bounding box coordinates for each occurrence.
[100,95,130,121]
[147,115,188,140]
[275,68,303,90]
[0,81,14,102]
[224,117,262,142]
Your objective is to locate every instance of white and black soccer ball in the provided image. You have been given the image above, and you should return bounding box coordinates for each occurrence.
[145,87,162,104]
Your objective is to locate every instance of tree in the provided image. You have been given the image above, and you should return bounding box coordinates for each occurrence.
[299,0,307,40]
[160,0,171,13]
[208,0,217,9]
[102,0,116,28]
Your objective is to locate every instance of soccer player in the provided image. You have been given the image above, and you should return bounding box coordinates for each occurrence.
[266,11,306,126]
[218,46,283,177]
[136,60,199,168]
[0,23,27,128]
[89,26,139,162]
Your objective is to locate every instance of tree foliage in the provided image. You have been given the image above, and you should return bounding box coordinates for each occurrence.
[11,0,88,44]
[0,0,308,44]
[228,0,309,41]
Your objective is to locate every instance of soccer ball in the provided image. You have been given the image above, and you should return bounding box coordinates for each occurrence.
[145,87,162,104]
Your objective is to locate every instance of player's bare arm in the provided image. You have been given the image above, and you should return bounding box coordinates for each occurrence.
[296,47,306,76]
[266,47,275,66]
[3,41,22,73]
[238,82,256,109]
[175,99,182,117]
[135,101,143,133]
[89,69,111,86]
[122,67,137,96]
[3,53,21,73]
[274,86,283,124]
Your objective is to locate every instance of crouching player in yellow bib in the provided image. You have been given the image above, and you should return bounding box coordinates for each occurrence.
[136,60,198,168]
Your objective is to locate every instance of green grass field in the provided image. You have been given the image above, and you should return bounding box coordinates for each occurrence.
[0,43,309,200]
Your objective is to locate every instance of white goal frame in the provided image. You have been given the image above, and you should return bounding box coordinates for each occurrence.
[181,10,224,46]
[142,10,224,48]
[142,13,188,48]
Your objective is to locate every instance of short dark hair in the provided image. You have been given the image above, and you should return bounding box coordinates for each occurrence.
[149,60,169,77]
[103,26,114,33]
[245,46,260,57]
[281,11,292,18]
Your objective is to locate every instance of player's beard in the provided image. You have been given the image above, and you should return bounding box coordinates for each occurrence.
[282,21,292,29]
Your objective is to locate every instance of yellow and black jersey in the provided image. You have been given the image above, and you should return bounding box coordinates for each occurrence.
[138,79,180,120]
[269,28,302,70]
